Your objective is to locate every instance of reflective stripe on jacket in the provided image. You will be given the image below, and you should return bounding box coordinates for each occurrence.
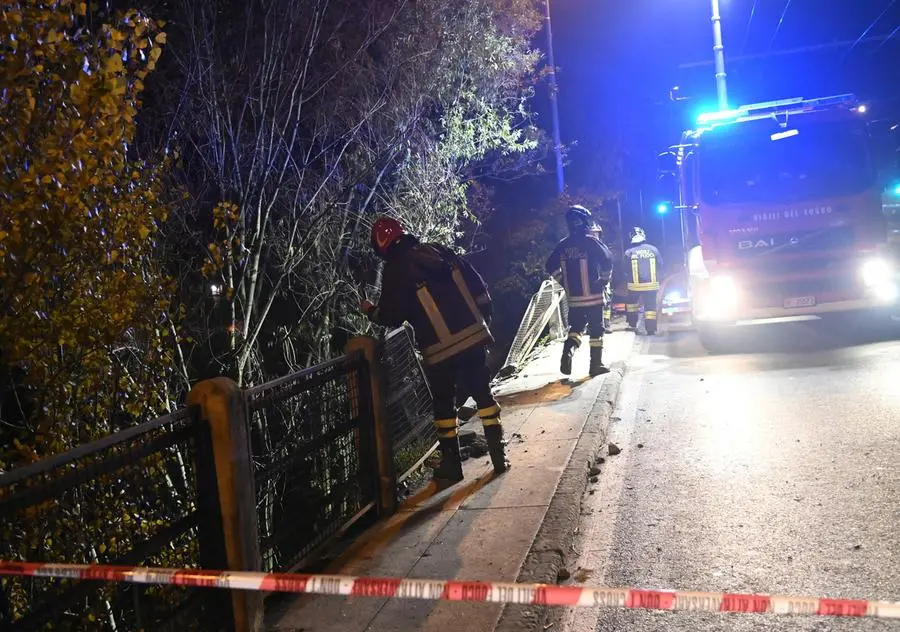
[370,237,492,366]
[624,243,662,291]
[546,233,613,307]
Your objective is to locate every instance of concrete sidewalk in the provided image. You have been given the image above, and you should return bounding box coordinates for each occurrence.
[266,332,635,632]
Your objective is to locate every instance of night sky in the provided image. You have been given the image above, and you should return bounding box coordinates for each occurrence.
[501,0,900,245]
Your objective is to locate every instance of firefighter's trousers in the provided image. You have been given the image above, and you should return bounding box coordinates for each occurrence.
[564,304,606,374]
[425,345,501,440]
[626,289,658,334]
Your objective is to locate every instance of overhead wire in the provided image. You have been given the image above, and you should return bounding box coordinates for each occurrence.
[739,0,759,56]
[876,21,900,50]
[841,0,898,62]
[767,0,794,52]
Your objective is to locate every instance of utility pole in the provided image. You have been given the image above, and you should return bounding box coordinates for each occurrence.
[545,0,565,194]
[710,0,728,110]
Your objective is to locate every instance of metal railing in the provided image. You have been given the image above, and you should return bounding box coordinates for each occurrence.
[245,352,379,573]
[381,325,437,482]
[0,332,439,627]
[0,407,228,631]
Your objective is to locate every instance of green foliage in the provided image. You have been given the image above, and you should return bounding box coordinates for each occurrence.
[0,0,175,466]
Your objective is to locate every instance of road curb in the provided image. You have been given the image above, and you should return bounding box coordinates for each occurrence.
[494,360,628,632]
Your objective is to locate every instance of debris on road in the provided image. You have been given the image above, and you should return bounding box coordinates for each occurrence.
[589,476,599,483]
[608,442,622,456]
[556,567,571,582]
[588,465,601,477]
[637,443,644,449]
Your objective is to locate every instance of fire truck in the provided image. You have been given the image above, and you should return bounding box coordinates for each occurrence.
[657,94,898,350]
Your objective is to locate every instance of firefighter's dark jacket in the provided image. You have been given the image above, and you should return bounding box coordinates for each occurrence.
[546,232,613,307]
[624,242,663,291]
[367,236,493,366]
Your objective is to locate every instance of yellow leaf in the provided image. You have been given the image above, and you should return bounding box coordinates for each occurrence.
[76,2,87,16]
[154,32,167,44]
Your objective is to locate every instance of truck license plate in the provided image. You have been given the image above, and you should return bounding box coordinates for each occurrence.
[784,296,816,308]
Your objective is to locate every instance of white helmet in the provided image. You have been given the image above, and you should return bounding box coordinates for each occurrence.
[629,227,646,244]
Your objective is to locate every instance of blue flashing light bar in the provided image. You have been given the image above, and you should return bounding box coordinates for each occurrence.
[695,94,858,127]
[656,202,670,214]
[696,109,741,125]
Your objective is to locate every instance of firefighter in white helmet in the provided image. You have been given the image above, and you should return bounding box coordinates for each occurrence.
[624,227,663,335]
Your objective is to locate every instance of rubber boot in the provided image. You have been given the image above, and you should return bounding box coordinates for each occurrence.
[560,337,578,375]
[483,425,510,474]
[589,345,609,376]
[432,437,464,486]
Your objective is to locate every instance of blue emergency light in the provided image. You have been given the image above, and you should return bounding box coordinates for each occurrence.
[696,109,741,125]
[696,95,858,127]
[656,202,670,214]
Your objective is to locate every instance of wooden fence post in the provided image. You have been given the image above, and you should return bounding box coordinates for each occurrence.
[345,336,397,516]
[188,378,263,632]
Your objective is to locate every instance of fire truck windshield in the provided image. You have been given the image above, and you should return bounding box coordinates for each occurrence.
[698,117,875,205]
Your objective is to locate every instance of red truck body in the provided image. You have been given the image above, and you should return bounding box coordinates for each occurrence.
[670,95,896,332]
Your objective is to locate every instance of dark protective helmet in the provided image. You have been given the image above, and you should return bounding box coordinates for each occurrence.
[629,226,647,244]
[371,216,406,258]
[565,205,592,233]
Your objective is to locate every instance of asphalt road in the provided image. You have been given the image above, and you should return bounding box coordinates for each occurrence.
[563,316,900,632]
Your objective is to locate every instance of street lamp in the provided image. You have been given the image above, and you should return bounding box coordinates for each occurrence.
[544,0,565,194]
[709,0,729,110]
[656,202,669,250]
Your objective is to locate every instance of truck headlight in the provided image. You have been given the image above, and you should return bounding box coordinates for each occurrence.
[710,275,739,303]
[861,258,892,288]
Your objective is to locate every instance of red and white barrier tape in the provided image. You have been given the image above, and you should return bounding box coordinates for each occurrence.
[1,561,899,619]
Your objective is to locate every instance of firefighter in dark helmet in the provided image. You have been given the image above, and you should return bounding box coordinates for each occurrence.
[546,205,614,377]
[624,227,663,335]
[360,217,510,486]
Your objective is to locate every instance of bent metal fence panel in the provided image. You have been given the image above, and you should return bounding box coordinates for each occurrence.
[381,326,437,482]
[0,407,228,631]
[245,352,379,573]
[497,279,568,379]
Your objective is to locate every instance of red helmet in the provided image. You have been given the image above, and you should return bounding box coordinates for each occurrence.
[371,216,405,257]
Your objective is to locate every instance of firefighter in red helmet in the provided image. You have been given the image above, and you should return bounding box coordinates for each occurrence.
[546,205,614,377]
[361,217,509,486]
